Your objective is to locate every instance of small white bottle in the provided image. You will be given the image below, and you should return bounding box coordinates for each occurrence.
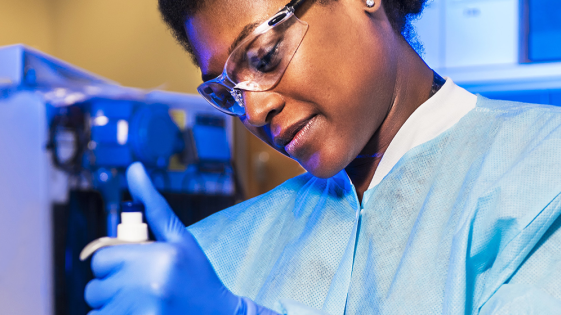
[80,201,151,261]
[118,202,149,242]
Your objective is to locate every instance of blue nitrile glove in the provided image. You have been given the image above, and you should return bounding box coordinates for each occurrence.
[84,162,278,315]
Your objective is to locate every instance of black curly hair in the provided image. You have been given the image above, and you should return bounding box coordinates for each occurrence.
[158,0,428,64]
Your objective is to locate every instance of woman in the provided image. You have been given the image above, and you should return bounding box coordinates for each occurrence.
[84,0,561,314]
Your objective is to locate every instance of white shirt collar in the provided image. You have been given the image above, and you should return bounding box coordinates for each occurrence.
[367,78,477,190]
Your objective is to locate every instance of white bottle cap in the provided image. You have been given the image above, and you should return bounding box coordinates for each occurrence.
[117,212,149,242]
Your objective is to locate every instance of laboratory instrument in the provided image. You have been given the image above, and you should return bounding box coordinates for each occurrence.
[0,44,239,315]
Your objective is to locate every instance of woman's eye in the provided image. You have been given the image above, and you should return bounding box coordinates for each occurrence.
[247,41,282,73]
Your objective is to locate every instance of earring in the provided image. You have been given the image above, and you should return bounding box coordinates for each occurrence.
[366,0,375,7]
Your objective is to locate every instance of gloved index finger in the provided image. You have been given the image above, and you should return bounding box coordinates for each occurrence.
[126,162,187,243]
[90,244,145,279]
[91,246,126,279]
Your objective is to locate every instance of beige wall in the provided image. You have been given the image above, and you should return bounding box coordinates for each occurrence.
[51,0,201,94]
[0,0,55,54]
[1,0,200,93]
[0,0,303,199]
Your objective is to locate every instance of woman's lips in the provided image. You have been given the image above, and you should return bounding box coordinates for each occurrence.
[285,116,318,157]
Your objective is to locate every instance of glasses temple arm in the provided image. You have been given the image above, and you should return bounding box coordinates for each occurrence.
[286,0,307,10]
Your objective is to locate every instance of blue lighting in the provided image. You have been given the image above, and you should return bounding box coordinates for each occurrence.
[529,0,561,62]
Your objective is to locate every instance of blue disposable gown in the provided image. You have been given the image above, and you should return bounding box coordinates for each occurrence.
[189,96,561,314]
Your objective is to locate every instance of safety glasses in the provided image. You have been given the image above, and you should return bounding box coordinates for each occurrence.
[197,0,309,116]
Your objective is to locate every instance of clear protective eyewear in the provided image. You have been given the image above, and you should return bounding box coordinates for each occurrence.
[197,0,309,116]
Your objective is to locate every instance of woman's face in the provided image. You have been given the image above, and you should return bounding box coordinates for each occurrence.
[186,0,399,178]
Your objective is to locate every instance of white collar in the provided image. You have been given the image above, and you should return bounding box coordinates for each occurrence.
[367,78,477,190]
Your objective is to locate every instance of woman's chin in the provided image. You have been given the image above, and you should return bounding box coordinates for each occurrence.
[300,158,346,179]
[294,145,358,179]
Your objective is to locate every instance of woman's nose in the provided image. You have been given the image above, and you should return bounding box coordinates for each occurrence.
[242,91,285,127]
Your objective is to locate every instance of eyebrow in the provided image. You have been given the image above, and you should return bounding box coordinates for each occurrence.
[229,21,263,54]
[201,20,265,82]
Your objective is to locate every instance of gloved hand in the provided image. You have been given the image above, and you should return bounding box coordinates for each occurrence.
[84,162,247,315]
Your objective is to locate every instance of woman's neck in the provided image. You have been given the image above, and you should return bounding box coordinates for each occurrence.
[345,44,434,202]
